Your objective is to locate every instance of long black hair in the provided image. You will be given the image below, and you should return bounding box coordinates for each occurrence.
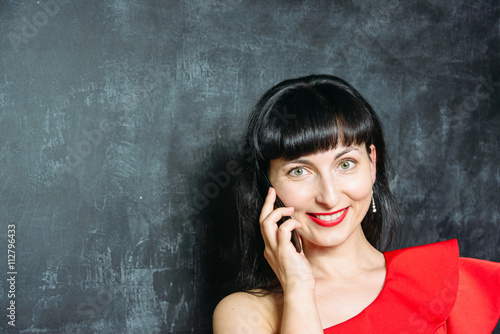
[236,74,399,293]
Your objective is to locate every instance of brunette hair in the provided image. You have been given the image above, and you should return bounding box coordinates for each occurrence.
[236,74,399,292]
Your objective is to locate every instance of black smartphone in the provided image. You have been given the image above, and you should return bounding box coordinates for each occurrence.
[261,171,302,253]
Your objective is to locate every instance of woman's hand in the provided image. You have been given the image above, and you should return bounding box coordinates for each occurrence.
[259,187,315,292]
[260,188,324,333]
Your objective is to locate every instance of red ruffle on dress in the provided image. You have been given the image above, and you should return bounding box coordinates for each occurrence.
[323,239,500,333]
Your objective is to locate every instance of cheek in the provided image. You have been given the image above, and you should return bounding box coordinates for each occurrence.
[340,175,373,201]
[275,183,313,209]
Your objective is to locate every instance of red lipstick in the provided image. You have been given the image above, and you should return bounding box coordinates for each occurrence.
[307,207,349,227]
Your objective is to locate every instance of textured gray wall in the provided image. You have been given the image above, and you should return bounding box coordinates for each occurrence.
[0,0,499,333]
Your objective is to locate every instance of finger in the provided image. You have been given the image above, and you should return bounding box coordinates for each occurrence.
[259,187,276,224]
[260,188,294,225]
[277,219,302,249]
[260,206,294,249]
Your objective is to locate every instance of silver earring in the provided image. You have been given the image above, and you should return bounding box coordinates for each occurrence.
[372,190,377,213]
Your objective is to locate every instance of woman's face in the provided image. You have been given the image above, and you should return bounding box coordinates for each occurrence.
[268,143,376,248]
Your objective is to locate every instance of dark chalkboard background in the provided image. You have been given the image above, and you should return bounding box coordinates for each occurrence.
[1,0,499,333]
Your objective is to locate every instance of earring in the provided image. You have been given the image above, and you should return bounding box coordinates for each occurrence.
[371,190,377,213]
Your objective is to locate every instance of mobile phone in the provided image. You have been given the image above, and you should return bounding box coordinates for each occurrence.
[261,171,302,253]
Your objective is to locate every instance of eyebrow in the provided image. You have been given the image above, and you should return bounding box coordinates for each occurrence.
[278,147,358,169]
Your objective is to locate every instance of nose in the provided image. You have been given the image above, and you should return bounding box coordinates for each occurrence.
[315,174,339,208]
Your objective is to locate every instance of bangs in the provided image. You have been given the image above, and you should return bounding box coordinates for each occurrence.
[255,83,374,164]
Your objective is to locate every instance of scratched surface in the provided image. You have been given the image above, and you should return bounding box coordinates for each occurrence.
[0,0,499,333]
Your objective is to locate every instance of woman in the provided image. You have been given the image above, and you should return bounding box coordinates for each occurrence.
[213,75,500,333]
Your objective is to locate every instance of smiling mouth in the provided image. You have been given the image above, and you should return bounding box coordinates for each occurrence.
[307,207,349,227]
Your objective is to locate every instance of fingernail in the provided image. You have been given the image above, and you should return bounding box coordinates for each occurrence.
[268,187,273,195]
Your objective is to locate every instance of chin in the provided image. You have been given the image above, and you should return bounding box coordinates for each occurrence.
[304,224,364,249]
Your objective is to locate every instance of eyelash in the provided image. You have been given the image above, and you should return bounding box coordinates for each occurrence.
[339,159,356,170]
[288,167,307,177]
[287,159,357,176]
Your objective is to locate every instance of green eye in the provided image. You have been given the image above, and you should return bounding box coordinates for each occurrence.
[340,160,354,170]
[290,167,305,176]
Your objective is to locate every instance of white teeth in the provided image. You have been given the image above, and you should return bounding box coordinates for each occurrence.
[316,209,346,221]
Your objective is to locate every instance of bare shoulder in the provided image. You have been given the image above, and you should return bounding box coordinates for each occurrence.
[213,290,283,334]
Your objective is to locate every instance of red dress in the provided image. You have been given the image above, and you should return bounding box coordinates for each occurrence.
[323,239,500,333]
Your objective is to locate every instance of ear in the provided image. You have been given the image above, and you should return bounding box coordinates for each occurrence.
[368,144,376,184]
